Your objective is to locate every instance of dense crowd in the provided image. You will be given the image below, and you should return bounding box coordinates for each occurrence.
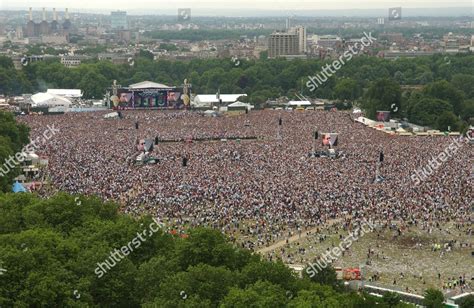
[21,110,472,252]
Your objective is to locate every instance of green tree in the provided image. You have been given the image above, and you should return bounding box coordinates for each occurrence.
[407,97,453,127]
[383,291,401,307]
[436,111,460,131]
[423,80,464,115]
[303,264,340,289]
[334,78,360,101]
[458,294,474,308]
[423,288,444,308]
[363,78,402,119]
[221,281,288,308]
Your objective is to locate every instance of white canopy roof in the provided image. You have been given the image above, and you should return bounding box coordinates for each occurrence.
[47,89,82,98]
[288,100,311,106]
[129,80,172,89]
[31,92,72,107]
[193,94,246,106]
[228,101,253,108]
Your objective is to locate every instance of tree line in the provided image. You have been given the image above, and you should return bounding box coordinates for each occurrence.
[0,53,472,130]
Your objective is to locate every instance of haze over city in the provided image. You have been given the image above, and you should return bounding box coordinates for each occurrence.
[1,0,473,16]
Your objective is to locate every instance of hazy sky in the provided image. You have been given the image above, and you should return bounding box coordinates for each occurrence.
[1,0,472,11]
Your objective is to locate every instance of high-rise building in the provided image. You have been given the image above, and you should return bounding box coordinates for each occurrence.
[268,32,299,58]
[268,26,306,58]
[111,11,128,30]
[293,26,307,53]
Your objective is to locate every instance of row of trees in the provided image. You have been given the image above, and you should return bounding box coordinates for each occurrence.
[0,53,472,129]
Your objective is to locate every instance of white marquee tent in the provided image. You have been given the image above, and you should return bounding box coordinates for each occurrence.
[193,94,246,107]
[30,92,72,108]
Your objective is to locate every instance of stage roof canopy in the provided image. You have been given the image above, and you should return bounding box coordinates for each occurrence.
[129,81,172,89]
[47,89,82,98]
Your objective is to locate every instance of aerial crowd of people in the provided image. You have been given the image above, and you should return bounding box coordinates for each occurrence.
[20,109,472,292]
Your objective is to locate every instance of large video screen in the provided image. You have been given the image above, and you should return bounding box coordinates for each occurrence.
[322,133,338,146]
[113,89,184,109]
[376,111,390,122]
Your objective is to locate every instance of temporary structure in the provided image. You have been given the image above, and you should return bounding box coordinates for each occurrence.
[30,92,72,108]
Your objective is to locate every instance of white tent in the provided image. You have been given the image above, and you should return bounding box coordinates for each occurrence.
[288,100,311,106]
[30,92,72,108]
[228,101,254,110]
[193,94,246,107]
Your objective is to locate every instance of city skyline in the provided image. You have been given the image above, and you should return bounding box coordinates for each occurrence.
[0,1,472,16]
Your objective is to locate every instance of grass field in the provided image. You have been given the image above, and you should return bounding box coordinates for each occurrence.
[259,221,473,295]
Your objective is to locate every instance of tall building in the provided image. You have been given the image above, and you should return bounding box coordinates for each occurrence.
[268,26,306,58]
[268,32,299,58]
[111,11,128,30]
[293,26,307,53]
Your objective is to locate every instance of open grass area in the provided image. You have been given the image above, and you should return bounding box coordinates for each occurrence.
[261,222,473,295]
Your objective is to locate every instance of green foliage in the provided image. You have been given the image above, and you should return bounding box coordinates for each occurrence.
[159,43,179,51]
[138,49,155,61]
[0,112,30,192]
[383,291,401,307]
[221,281,287,308]
[407,97,453,127]
[436,111,460,131]
[422,80,464,112]
[458,294,474,308]
[334,78,360,101]
[362,78,402,119]
[6,52,474,128]
[146,29,272,41]
[0,193,395,307]
[423,288,445,308]
[0,56,14,70]
[303,264,340,289]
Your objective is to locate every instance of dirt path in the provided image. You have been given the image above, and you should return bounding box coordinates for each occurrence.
[257,217,347,254]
